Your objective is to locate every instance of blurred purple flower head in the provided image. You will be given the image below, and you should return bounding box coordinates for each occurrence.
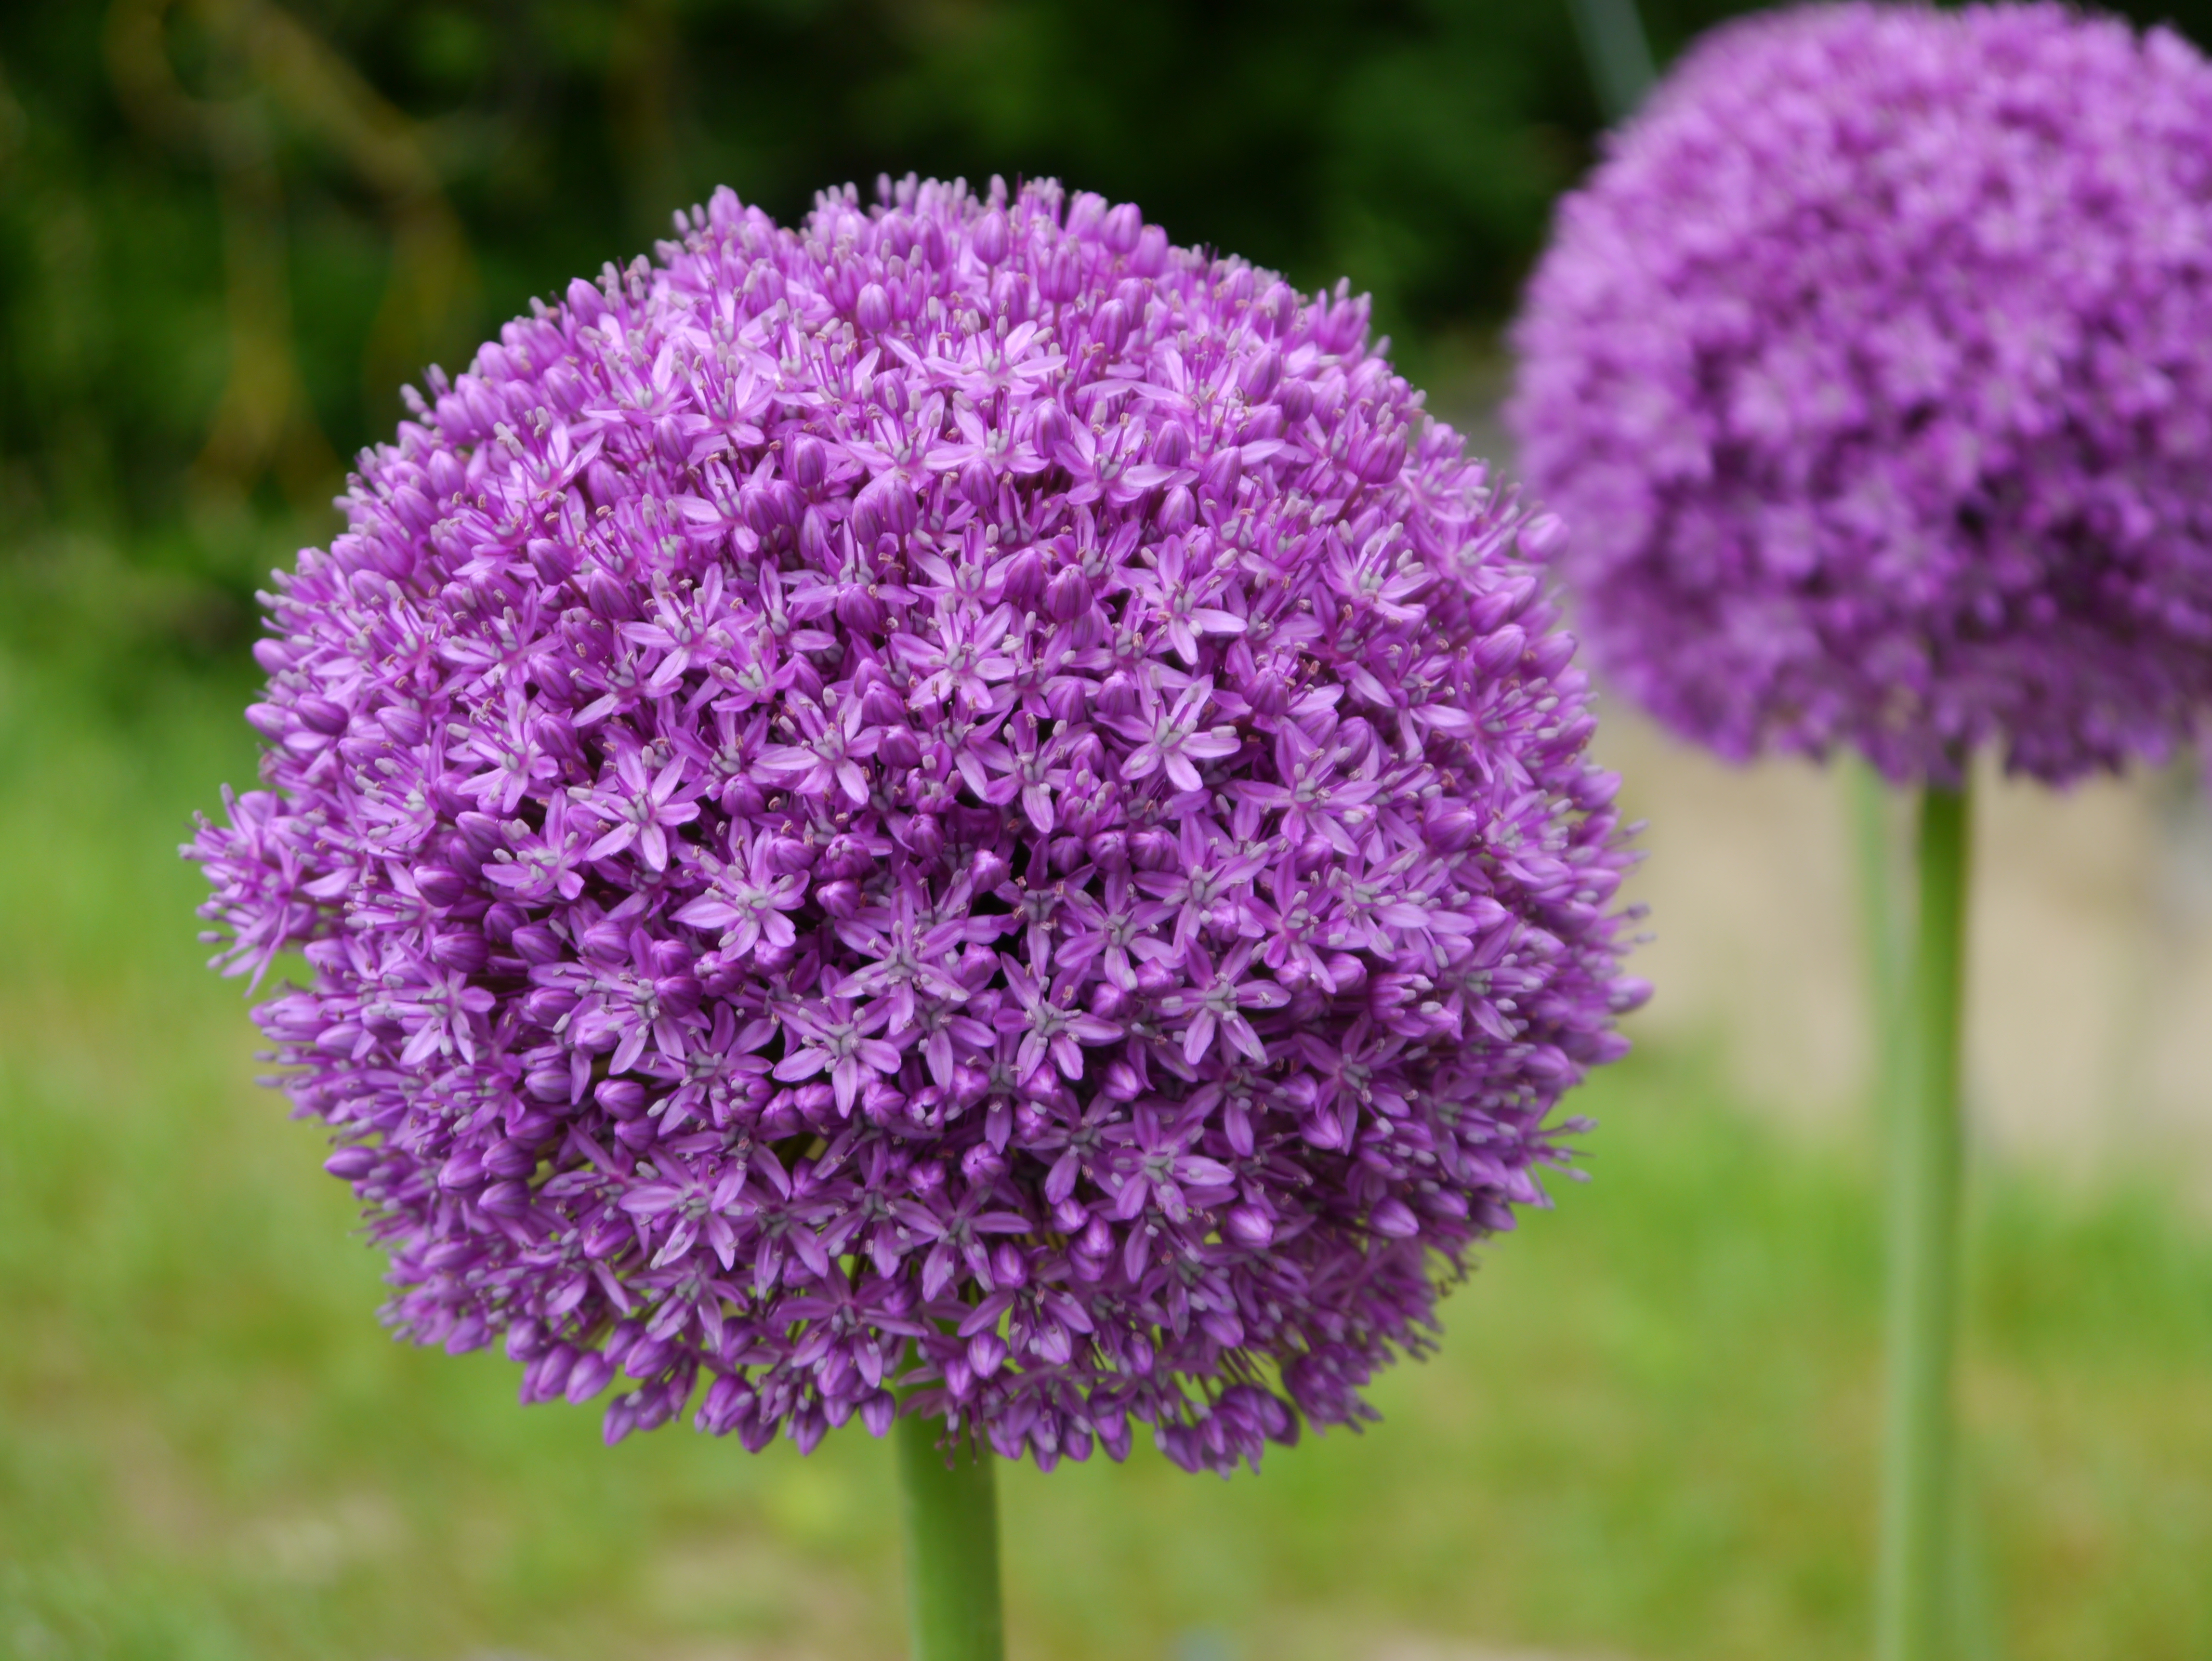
[1512,2,2212,787]
[190,174,1640,1473]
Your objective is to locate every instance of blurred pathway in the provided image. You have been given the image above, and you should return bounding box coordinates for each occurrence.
[1600,716,2212,1200]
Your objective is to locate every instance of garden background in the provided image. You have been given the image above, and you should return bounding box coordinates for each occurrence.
[2,2,2209,1657]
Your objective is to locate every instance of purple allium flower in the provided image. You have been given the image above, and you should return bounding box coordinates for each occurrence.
[1512,2,2212,787]
[190,175,1640,1474]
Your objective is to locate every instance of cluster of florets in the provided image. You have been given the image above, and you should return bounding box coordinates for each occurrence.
[191,174,1640,1474]
[1512,2,2212,786]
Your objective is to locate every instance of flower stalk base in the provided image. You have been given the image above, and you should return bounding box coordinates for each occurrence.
[896,1412,1004,1661]
[1875,781,1971,1661]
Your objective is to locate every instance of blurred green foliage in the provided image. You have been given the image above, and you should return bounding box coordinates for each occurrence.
[13,0,2212,685]
[0,0,1648,680]
[10,0,2212,680]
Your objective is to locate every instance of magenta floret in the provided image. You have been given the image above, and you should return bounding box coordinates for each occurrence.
[191,175,1639,1472]
[1512,2,2212,786]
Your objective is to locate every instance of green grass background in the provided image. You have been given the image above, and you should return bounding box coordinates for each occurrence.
[2,658,2207,1661]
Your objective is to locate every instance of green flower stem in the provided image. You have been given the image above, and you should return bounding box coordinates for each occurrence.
[1875,781,1972,1661]
[1566,0,1659,121]
[895,1411,1004,1661]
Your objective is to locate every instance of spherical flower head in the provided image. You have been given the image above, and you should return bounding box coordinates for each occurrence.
[1511,2,2212,787]
[190,174,1640,1473]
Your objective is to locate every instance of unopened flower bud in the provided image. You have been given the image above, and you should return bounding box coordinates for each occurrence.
[430,929,487,973]
[1040,244,1083,303]
[1000,547,1045,606]
[786,434,827,490]
[1093,299,1131,355]
[1030,400,1066,456]
[877,725,922,768]
[1239,347,1283,401]
[1046,566,1091,621]
[1101,202,1143,254]
[1131,827,1176,869]
[595,1079,646,1118]
[973,210,1010,264]
[1226,1205,1275,1248]
[1517,511,1567,560]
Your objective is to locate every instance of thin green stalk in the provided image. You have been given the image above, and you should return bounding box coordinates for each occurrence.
[1874,781,1972,1661]
[895,1410,1004,1661]
[1566,0,1659,121]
